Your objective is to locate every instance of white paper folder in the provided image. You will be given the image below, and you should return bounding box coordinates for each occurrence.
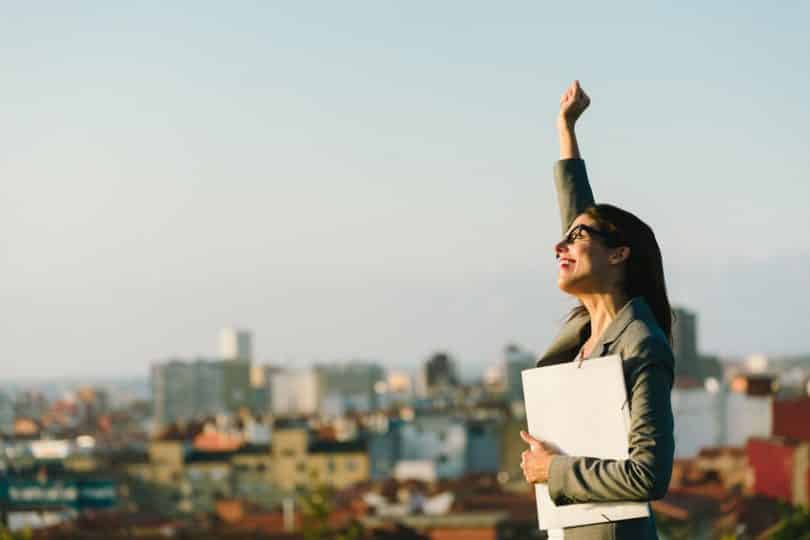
[521,355,649,530]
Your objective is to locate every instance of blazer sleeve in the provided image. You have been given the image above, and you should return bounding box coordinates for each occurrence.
[546,336,675,505]
[554,158,596,234]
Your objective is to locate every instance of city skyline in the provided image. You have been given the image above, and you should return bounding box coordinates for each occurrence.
[2,3,809,379]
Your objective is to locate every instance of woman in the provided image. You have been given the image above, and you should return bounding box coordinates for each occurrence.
[518,81,675,540]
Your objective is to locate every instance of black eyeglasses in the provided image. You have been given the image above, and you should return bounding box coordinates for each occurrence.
[561,224,619,247]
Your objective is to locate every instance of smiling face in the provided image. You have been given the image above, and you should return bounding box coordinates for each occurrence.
[555,213,628,296]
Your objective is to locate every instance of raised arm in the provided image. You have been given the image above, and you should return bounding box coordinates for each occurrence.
[554,80,595,233]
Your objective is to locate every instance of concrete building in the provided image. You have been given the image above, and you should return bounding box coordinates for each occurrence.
[307,439,369,489]
[465,419,501,474]
[271,369,319,417]
[151,358,228,427]
[400,414,466,479]
[14,390,48,420]
[271,426,309,492]
[725,391,772,447]
[0,390,14,435]
[671,383,725,457]
[423,352,459,395]
[672,307,698,372]
[220,327,253,362]
[503,344,535,402]
[315,362,385,416]
[196,360,227,417]
[747,437,810,507]
[222,359,252,413]
[671,376,774,457]
[773,397,810,441]
[672,307,722,381]
[152,360,199,427]
[249,365,281,416]
[368,419,404,481]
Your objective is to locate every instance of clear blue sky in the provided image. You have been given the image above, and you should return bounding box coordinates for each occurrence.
[2,2,809,378]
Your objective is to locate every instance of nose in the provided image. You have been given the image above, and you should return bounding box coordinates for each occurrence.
[555,239,569,258]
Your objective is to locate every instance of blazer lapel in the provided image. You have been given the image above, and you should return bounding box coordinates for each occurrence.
[536,314,590,367]
[589,297,652,357]
[536,297,653,366]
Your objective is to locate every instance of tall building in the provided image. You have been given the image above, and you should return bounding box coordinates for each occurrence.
[249,365,281,416]
[151,358,227,427]
[219,327,253,362]
[218,327,253,414]
[672,307,698,377]
[0,390,14,435]
[503,344,536,402]
[316,362,385,415]
[222,360,252,413]
[672,306,721,381]
[423,352,459,394]
[14,390,48,420]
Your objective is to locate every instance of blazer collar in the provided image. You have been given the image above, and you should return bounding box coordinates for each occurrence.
[536,297,652,367]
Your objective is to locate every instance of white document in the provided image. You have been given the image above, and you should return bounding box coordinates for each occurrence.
[521,355,649,530]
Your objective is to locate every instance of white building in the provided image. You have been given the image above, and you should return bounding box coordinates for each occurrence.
[671,381,773,457]
[725,391,772,447]
[672,385,724,457]
[220,327,253,362]
[271,369,319,416]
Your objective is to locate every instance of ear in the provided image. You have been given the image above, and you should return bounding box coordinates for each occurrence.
[609,246,630,265]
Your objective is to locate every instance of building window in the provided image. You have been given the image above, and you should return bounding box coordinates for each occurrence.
[346,459,357,472]
[296,461,306,473]
[328,460,336,473]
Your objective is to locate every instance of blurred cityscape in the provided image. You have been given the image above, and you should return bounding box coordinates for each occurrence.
[2,308,810,539]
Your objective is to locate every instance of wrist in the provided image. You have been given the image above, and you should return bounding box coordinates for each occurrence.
[557,116,576,133]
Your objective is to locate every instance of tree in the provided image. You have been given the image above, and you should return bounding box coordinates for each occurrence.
[771,506,810,540]
[299,482,364,540]
[0,528,31,540]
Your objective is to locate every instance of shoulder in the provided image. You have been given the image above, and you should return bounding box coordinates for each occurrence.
[619,319,675,382]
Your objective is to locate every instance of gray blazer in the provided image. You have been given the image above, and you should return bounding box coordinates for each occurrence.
[535,159,675,540]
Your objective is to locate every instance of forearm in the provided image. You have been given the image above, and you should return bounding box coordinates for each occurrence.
[557,119,581,160]
[548,454,669,505]
[547,346,675,506]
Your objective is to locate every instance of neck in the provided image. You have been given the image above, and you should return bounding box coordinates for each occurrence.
[579,290,630,344]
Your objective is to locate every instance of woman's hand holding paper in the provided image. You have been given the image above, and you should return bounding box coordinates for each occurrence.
[519,430,559,484]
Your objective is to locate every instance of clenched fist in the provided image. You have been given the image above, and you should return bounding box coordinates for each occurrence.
[558,80,590,129]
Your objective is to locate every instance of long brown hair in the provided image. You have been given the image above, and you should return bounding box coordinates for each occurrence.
[568,204,673,343]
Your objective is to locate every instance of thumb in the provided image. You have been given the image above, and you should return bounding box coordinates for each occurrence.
[520,430,540,449]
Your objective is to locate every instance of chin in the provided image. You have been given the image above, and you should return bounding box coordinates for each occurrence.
[557,278,576,295]
[557,274,586,296]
